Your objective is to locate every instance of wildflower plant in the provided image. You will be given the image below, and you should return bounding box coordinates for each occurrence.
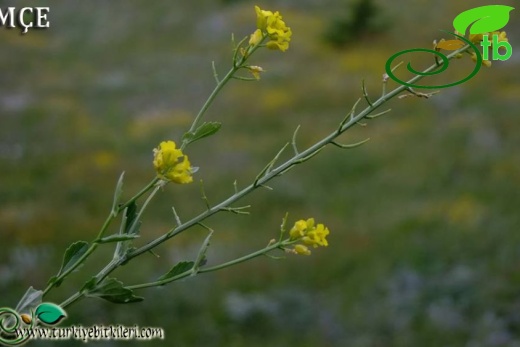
[0,4,512,344]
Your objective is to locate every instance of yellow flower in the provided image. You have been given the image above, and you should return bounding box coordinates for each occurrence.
[247,65,265,80]
[302,223,329,248]
[294,244,311,256]
[289,218,330,250]
[253,5,292,52]
[289,219,308,240]
[255,6,273,31]
[469,31,508,45]
[471,53,492,67]
[469,33,485,44]
[266,40,290,52]
[153,141,193,184]
[249,29,263,46]
[490,31,508,43]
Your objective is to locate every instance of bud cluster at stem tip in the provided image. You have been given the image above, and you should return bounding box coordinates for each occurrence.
[287,218,330,256]
[249,5,292,52]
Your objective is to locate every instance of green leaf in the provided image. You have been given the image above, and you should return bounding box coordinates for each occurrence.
[86,278,144,304]
[192,231,213,274]
[182,122,221,146]
[157,261,194,284]
[96,234,140,244]
[80,277,97,292]
[51,241,89,287]
[453,5,514,35]
[124,201,140,235]
[113,203,140,260]
[111,172,125,216]
[35,303,66,326]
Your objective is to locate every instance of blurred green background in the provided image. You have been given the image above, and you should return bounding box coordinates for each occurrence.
[1,0,520,346]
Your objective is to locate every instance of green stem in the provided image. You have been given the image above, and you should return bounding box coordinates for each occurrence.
[61,291,83,309]
[127,241,284,290]
[57,184,163,308]
[125,46,468,261]
[43,177,160,298]
[119,177,160,212]
[182,68,236,147]
[180,37,264,150]
[46,36,263,305]
[57,43,470,308]
[100,184,162,282]
[198,242,284,274]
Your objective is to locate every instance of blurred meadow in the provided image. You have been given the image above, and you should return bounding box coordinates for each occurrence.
[1,0,520,345]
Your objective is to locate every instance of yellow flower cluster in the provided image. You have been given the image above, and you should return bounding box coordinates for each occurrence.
[153,141,193,184]
[470,52,492,67]
[469,31,508,45]
[249,5,292,52]
[289,218,330,255]
[469,31,508,68]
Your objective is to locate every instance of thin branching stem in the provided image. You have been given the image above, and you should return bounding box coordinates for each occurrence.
[56,44,469,308]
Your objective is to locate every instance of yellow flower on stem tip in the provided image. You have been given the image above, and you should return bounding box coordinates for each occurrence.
[153,141,194,184]
[288,218,330,255]
[469,33,485,44]
[255,6,273,31]
[253,5,292,52]
[302,223,329,248]
[469,31,508,45]
[289,219,308,240]
[491,31,508,43]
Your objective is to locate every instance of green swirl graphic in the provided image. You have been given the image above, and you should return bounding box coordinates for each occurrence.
[0,308,30,346]
[385,31,482,89]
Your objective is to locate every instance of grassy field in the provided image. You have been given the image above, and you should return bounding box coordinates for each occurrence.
[1,0,520,346]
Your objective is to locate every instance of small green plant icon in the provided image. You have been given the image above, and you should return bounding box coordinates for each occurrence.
[385,4,514,89]
[453,5,514,36]
[0,302,66,346]
[33,303,66,326]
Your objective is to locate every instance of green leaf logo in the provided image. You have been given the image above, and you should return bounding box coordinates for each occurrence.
[453,5,515,35]
[35,303,67,326]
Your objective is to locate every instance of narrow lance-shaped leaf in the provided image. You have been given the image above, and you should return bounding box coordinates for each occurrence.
[192,231,213,274]
[453,5,514,35]
[157,261,194,284]
[111,172,125,216]
[86,278,144,304]
[113,202,140,260]
[96,234,140,244]
[114,206,130,260]
[124,201,140,235]
[48,241,89,287]
[182,122,221,146]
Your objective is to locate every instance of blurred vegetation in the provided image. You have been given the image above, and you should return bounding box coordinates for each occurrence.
[1,0,519,346]
[324,0,386,47]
